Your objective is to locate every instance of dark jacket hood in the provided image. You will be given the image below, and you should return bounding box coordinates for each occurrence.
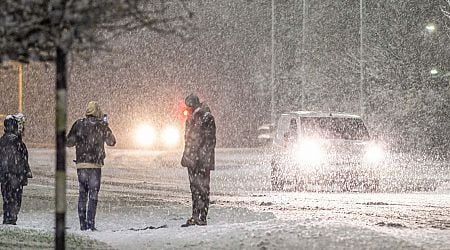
[3,118,18,134]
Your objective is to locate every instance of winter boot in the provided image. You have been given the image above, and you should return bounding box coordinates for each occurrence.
[198,209,207,226]
[87,220,97,231]
[3,220,16,225]
[80,218,88,231]
[181,218,197,227]
[196,219,207,226]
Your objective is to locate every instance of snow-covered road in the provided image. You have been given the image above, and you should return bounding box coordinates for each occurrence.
[14,148,450,249]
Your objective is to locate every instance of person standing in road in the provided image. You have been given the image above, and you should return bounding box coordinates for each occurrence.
[67,101,116,231]
[181,93,216,227]
[0,114,32,225]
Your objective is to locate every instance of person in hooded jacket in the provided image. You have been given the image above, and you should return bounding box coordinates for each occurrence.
[11,113,32,180]
[0,115,31,225]
[181,94,216,227]
[67,101,116,231]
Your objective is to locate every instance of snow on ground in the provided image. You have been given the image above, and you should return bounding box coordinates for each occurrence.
[3,148,450,249]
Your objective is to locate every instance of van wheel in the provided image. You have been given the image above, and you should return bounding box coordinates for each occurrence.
[271,161,284,191]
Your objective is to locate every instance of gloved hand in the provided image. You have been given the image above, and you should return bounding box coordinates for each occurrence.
[101,114,109,126]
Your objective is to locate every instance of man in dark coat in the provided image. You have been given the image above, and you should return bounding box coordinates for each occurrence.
[0,115,31,225]
[181,94,216,227]
[67,101,116,231]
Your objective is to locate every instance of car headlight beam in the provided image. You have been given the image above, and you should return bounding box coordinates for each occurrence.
[293,140,324,164]
[365,144,384,164]
[135,124,156,147]
[161,126,181,147]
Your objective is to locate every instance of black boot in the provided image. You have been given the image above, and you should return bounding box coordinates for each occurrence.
[181,217,197,227]
[198,210,207,226]
[196,219,207,226]
[3,220,16,225]
[80,218,88,231]
[87,221,97,231]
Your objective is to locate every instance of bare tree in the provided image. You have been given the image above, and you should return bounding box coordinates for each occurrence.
[0,1,194,248]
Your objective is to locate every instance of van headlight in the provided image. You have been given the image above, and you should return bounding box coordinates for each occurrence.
[364,144,384,164]
[293,140,324,164]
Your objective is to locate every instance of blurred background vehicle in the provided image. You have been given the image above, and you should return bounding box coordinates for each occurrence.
[271,111,385,192]
[256,123,274,147]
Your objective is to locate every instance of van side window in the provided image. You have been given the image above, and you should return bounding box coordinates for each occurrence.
[284,118,298,143]
[275,115,293,146]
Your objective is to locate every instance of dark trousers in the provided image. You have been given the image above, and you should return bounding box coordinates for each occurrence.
[1,176,23,224]
[77,168,101,230]
[188,166,210,221]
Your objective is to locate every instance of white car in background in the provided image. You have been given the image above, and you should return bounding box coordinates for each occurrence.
[257,123,275,147]
[271,111,385,192]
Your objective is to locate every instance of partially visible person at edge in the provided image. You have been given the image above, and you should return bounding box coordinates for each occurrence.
[66,101,116,231]
[181,93,216,227]
[0,114,32,225]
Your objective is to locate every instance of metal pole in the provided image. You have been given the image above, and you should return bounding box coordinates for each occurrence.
[301,0,307,110]
[18,63,23,113]
[359,0,364,117]
[270,0,276,125]
[55,47,67,250]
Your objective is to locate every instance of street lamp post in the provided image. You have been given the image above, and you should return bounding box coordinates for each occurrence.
[270,0,276,126]
[359,0,364,118]
[301,0,307,110]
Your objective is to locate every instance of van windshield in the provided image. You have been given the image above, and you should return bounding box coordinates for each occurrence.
[300,117,370,140]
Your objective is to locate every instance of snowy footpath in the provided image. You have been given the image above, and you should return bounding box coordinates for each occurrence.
[3,148,449,249]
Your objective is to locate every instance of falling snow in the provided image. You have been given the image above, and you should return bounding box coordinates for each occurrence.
[0,0,450,249]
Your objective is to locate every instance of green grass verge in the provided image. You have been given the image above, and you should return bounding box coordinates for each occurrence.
[0,226,112,250]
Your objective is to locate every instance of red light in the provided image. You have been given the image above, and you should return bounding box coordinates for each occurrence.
[174,98,192,122]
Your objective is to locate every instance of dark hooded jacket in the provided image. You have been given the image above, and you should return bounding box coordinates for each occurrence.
[181,103,216,170]
[67,102,116,165]
[67,116,116,165]
[0,120,30,185]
